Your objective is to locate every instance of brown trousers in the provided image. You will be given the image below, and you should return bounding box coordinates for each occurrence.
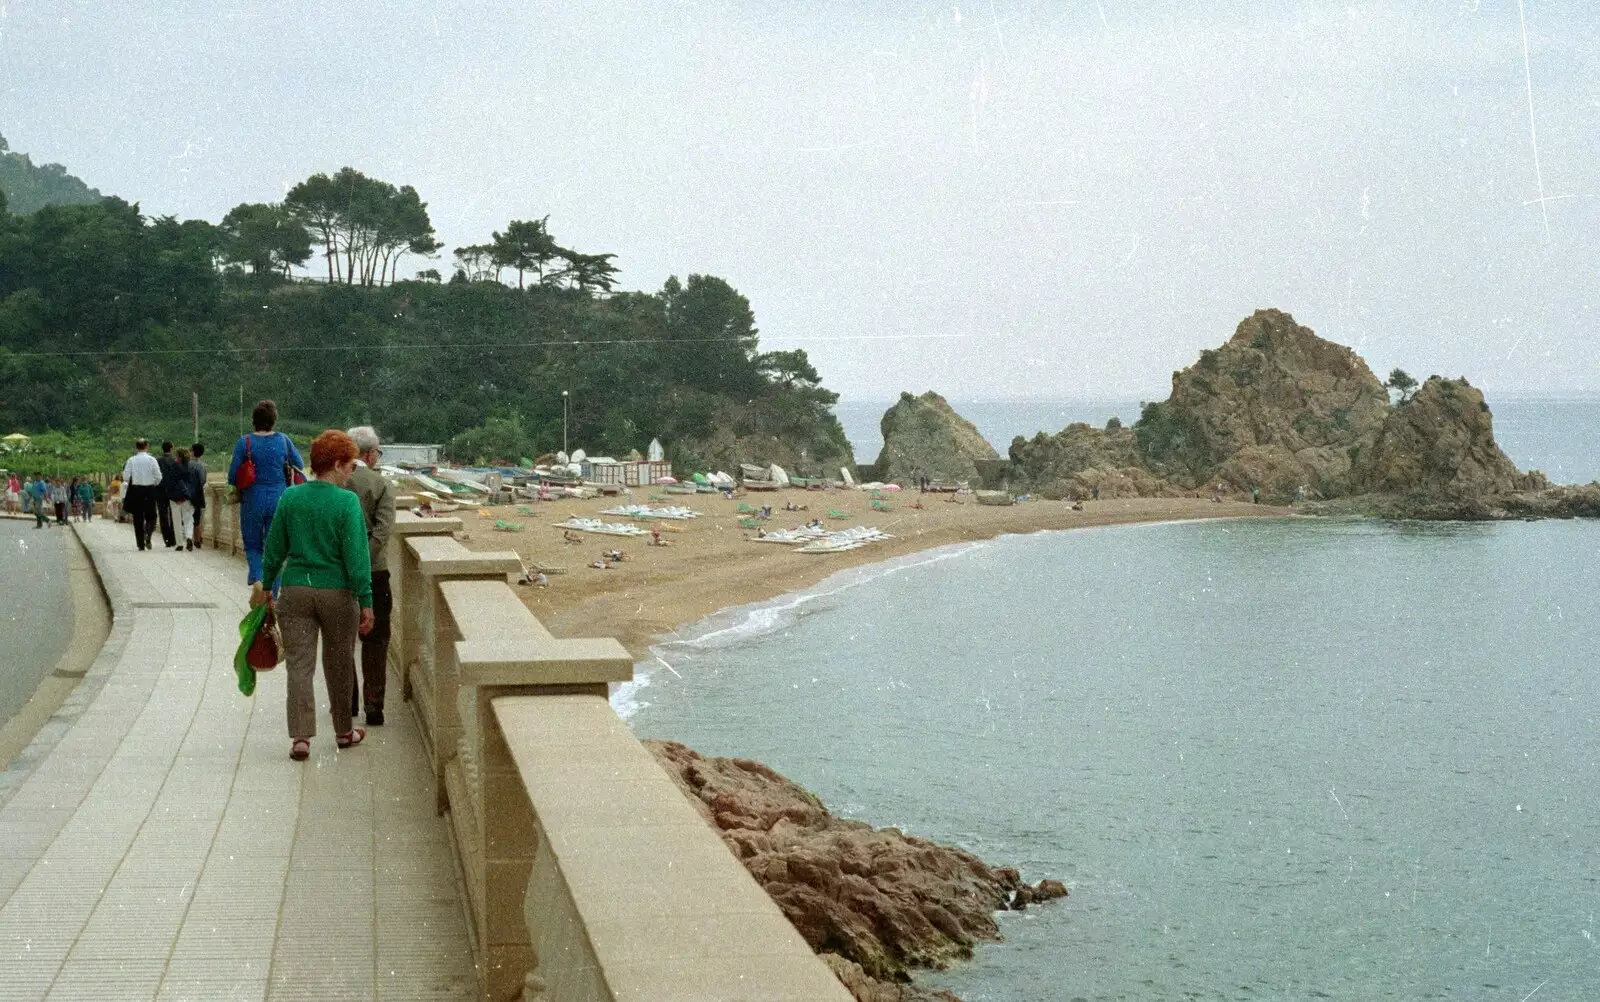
[278,586,358,740]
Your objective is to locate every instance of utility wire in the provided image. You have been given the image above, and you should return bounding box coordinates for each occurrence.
[4,331,973,360]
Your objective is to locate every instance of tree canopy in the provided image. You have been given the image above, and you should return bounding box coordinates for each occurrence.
[284,168,441,285]
[0,134,103,214]
[0,157,853,476]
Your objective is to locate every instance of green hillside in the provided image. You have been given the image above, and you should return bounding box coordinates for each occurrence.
[0,164,853,476]
[0,135,102,214]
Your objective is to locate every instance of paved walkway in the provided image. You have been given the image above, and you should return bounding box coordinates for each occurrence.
[0,521,477,1002]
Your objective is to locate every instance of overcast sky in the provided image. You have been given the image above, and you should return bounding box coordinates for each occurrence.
[2,1,1595,401]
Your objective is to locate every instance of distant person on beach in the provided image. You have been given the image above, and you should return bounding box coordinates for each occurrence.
[121,440,162,549]
[188,443,208,547]
[345,425,395,727]
[156,441,181,548]
[229,400,306,585]
[168,447,199,550]
[255,429,374,762]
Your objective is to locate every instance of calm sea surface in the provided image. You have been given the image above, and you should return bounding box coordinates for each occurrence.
[622,518,1600,1000]
[835,395,1600,486]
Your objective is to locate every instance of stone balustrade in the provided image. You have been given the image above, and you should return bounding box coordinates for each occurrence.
[205,488,850,1001]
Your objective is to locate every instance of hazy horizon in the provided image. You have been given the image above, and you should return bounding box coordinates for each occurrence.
[4,2,1595,399]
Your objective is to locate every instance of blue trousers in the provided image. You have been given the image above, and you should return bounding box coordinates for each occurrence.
[241,487,285,584]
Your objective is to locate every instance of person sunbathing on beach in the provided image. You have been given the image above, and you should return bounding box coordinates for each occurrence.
[607,549,626,562]
[563,530,582,544]
[590,559,611,570]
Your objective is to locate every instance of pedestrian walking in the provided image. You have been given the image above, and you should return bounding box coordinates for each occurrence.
[106,476,124,522]
[157,441,182,548]
[26,473,47,529]
[50,478,69,525]
[75,478,94,521]
[344,426,395,726]
[254,429,375,761]
[228,400,306,585]
[168,448,199,550]
[5,472,19,514]
[189,443,208,548]
[120,440,163,550]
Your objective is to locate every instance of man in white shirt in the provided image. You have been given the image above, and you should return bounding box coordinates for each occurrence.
[121,439,163,551]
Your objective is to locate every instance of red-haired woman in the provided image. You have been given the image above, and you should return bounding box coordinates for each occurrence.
[256,429,375,761]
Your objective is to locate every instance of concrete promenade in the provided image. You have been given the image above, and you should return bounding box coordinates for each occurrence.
[0,520,476,1001]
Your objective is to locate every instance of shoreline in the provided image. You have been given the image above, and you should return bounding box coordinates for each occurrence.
[459,491,1291,660]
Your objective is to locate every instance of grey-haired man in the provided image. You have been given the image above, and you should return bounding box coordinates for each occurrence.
[345,425,396,725]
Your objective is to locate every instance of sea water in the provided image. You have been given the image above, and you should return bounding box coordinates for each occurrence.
[622,517,1600,1000]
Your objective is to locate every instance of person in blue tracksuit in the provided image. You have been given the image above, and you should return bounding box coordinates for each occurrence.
[228,399,305,584]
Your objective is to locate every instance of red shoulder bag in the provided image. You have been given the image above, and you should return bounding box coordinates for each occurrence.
[235,437,258,490]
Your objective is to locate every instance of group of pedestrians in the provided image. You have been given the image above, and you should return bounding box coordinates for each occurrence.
[118,440,209,550]
[224,401,394,761]
[8,473,96,527]
[118,401,396,761]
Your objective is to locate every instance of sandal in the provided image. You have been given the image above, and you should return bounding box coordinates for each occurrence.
[290,739,310,761]
[336,728,366,749]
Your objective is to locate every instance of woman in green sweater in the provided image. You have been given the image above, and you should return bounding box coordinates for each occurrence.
[254,429,375,761]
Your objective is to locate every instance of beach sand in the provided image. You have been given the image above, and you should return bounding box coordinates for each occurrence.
[456,489,1289,659]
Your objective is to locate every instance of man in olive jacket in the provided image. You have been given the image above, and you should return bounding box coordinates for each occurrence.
[345,426,396,725]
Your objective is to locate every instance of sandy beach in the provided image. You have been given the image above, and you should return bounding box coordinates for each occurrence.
[456,489,1290,659]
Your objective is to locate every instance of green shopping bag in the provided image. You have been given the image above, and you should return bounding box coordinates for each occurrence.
[234,603,281,696]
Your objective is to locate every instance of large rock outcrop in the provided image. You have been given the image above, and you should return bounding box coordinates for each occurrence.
[1351,376,1539,495]
[1133,309,1391,495]
[1007,419,1179,499]
[875,392,998,485]
[645,740,1066,1002]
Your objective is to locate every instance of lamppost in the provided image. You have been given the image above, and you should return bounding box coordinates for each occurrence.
[561,390,569,456]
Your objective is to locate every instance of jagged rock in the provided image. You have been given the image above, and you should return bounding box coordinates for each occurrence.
[820,954,963,1002]
[1134,309,1390,494]
[644,740,1066,996]
[875,392,998,485]
[1350,376,1544,495]
[1006,420,1173,499]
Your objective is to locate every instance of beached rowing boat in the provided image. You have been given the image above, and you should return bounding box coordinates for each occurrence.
[599,504,700,520]
[555,517,648,537]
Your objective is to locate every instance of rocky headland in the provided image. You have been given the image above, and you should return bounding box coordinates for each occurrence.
[874,391,1000,485]
[912,307,1573,520]
[646,740,1067,1002]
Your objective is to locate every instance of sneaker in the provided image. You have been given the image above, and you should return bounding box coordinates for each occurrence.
[185,541,193,551]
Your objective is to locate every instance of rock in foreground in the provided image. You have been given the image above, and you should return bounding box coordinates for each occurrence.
[645,740,1066,1001]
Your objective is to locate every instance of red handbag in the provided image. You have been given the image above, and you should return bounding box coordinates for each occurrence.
[246,607,282,670]
[236,436,258,491]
